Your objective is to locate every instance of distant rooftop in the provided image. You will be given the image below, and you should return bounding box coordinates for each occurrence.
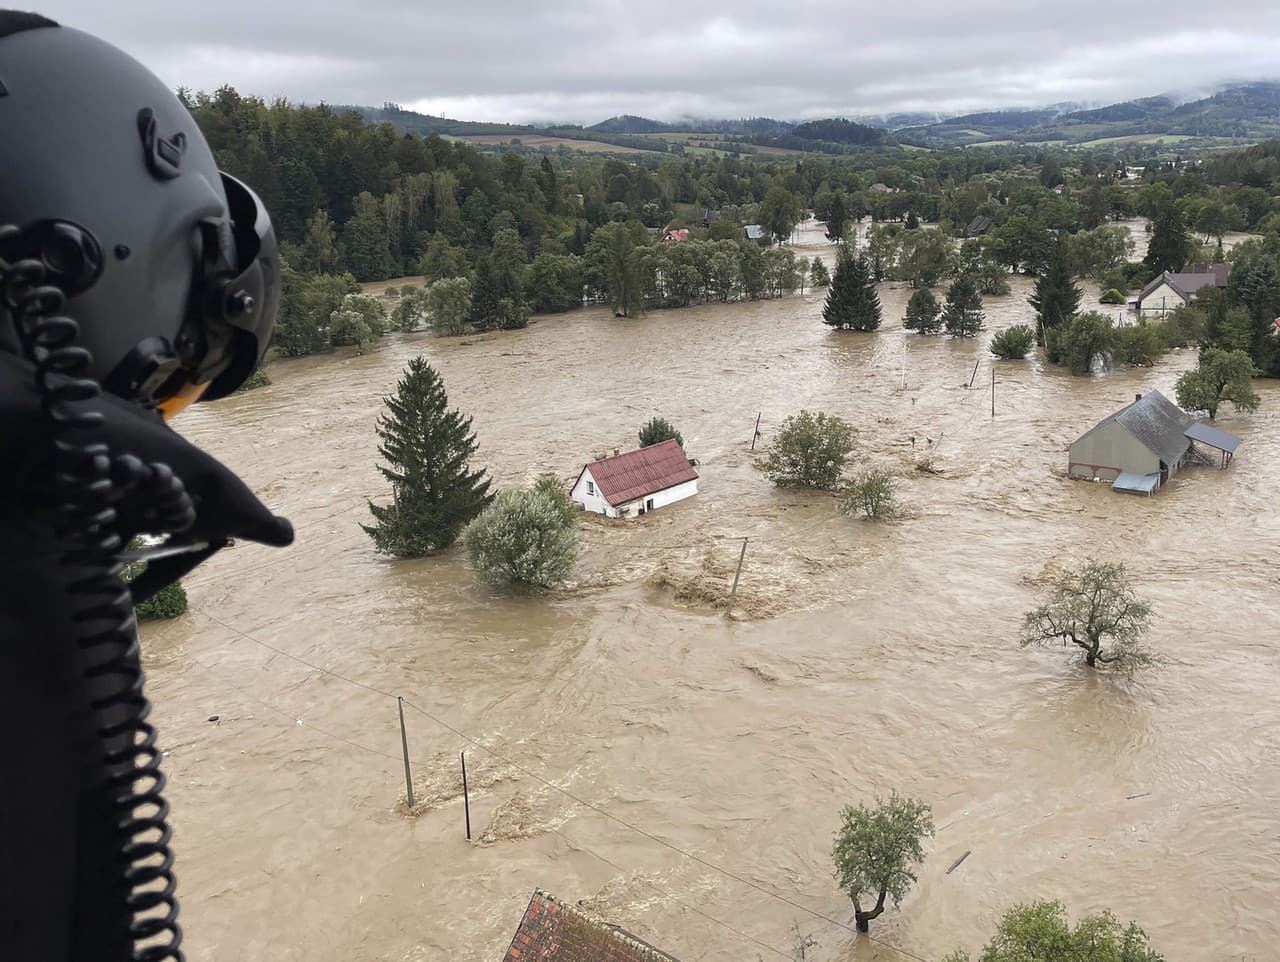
[502,890,681,962]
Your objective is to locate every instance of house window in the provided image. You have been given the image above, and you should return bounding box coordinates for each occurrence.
[587,480,594,495]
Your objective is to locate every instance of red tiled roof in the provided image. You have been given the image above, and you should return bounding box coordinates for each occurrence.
[579,439,697,507]
[502,890,681,962]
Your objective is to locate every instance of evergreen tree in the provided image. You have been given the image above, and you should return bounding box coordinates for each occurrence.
[340,192,393,281]
[823,249,882,332]
[1144,205,1191,274]
[825,191,849,243]
[468,257,502,330]
[905,209,919,230]
[810,258,830,287]
[490,227,530,328]
[942,275,985,337]
[1029,236,1082,345]
[363,358,493,557]
[903,288,942,334]
[297,210,339,275]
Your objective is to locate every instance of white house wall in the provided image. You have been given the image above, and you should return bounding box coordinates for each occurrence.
[570,473,698,518]
[1138,283,1186,315]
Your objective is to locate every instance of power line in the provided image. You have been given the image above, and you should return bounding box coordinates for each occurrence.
[193,608,932,962]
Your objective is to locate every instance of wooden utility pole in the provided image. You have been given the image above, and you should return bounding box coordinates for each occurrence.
[991,366,995,418]
[461,751,472,840]
[968,357,981,389]
[726,538,749,618]
[750,412,762,451]
[397,697,414,808]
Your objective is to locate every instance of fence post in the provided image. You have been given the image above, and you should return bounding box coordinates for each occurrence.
[397,697,414,808]
[461,751,472,841]
[726,538,749,618]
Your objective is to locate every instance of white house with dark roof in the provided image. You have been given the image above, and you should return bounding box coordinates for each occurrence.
[571,439,698,518]
[1134,265,1232,315]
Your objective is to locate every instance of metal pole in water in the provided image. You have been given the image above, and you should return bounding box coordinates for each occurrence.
[726,538,749,618]
[461,751,471,841]
[969,357,981,389]
[397,696,414,808]
[750,412,762,451]
[991,366,996,418]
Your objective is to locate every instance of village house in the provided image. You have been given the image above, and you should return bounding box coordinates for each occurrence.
[964,214,994,238]
[502,890,681,962]
[702,209,721,226]
[1133,265,1232,315]
[571,439,698,518]
[743,224,767,243]
[658,227,689,243]
[871,182,898,193]
[1068,390,1241,495]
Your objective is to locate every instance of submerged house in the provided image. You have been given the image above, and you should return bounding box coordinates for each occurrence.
[1068,390,1241,495]
[571,439,698,518]
[502,890,681,962]
[1134,264,1231,315]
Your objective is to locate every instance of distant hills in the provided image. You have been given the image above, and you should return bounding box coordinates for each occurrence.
[345,81,1280,155]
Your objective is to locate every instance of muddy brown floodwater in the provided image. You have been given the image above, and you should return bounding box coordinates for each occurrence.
[148,222,1279,962]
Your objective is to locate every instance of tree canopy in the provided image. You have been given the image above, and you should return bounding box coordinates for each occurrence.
[1022,561,1157,671]
[942,901,1164,962]
[832,792,934,933]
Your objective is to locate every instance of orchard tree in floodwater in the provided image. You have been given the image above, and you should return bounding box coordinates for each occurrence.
[903,288,942,334]
[823,249,881,331]
[638,416,683,449]
[832,792,934,933]
[941,274,985,337]
[363,358,493,557]
[1175,348,1260,420]
[941,901,1165,962]
[764,411,855,490]
[1022,561,1157,671]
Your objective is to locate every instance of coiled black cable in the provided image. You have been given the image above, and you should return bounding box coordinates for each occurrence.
[2,227,190,961]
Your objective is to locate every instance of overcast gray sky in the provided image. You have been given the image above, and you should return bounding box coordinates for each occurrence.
[42,1,1280,123]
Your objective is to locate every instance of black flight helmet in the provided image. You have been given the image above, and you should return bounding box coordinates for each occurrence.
[0,12,278,416]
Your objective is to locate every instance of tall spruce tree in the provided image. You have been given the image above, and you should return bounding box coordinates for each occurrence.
[942,275,985,337]
[903,288,942,334]
[468,257,502,330]
[823,249,882,331]
[825,191,849,243]
[1029,236,1082,345]
[363,358,492,557]
[1144,204,1192,274]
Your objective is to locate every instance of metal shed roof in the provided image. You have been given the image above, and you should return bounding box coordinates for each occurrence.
[1184,421,1242,454]
[1113,472,1160,494]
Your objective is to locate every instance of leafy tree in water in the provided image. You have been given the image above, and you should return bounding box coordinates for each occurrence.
[840,469,897,520]
[426,277,472,336]
[1029,235,1082,345]
[587,221,645,317]
[329,292,387,352]
[823,249,882,331]
[810,258,831,287]
[418,235,469,285]
[824,191,849,244]
[831,792,934,933]
[489,227,530,329]
[1053,311,1116,375]
[794,256,810,294]
[990,324,1035,359]
[941,901,1164,962]
[463,481,580,590]
[942,275,985,337]
[759,184,803,244]
[764,410,855,490]
[896,228,957,289]
[392,286,430,332]
[903,288,942,334]
[526,252,584,313]
[363,357,493,557]
[1022,561,1157,671]
[639,416,683,449]
[1144,204,1192,274]
[1175,348,1260,419]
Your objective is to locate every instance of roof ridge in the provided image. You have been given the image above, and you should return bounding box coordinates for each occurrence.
[525,890,681,961]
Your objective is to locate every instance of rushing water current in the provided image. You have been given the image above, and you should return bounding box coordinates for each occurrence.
[148,223,1279,962]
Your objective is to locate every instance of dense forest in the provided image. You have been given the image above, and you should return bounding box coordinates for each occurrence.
[186,88,1280,377]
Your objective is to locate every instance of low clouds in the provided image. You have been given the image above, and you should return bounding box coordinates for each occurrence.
[43,1,1280,122]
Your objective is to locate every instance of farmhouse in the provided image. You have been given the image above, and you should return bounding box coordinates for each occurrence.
[502,890,681,962]
[1134,264,1231,315]
[571,439,698,517]
[743,224,767,243]
[1068,390,1241,495]
[659,227,689,243]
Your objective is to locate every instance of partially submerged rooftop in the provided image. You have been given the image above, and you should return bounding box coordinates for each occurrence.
[502,890,681,962]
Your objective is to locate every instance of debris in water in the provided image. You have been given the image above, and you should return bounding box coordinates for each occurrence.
[946,850,971,875]
[207,715,220,723]
[1127,792,1151,800]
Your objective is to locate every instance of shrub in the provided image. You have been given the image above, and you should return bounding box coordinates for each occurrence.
[1054,311,1117,375]
[236,364,271,392]
[764,410,855,490]
[1115,323,1165,367]
[464,484,581,590]
[638,416,683,449]
[990,324,1035,359]
[840,469,897,519]
[1099,288,1125,304]
[137,581,189,621]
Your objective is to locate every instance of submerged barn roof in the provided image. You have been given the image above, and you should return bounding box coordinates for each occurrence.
[581,439,698,507]
[502,890,681,962]
[1185,420,1242,454]
[1078,390,1195,465]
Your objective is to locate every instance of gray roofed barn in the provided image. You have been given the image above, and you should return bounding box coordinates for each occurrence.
[1068,390,1241,494]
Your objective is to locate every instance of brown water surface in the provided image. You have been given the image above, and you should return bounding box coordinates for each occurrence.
[150,223,1279,962]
